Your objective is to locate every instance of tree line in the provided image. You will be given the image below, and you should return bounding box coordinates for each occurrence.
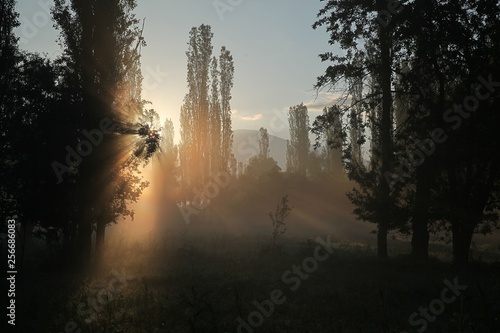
[311,0,500,267]
[1,0,162,266]
[1,0,498,269]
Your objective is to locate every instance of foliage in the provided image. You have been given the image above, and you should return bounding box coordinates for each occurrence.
[286,103,310,175]
[49,0,162,256]
[269,195,293,253]
[244,126,280,180]
[258,127,270,159]
[313,0,500,264]
[179,25,235,197]
[245,155,281,180]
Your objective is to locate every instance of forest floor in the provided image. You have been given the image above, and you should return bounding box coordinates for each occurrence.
[15,233,500,333]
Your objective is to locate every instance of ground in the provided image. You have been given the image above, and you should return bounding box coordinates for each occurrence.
[13,233,500,333]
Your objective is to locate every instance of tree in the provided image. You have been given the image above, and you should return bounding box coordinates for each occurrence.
[0,0,22,221]
[312,0,410,258]
[258,127,270,159]
[286,103,310,176]
[423,0,500,266]
[219,46,235,173]
[179,24,213,193]
[179,25,235,198]
[160,117,178,202]
[318,105,345,178]
[349,68,365,169]
[313,0,500,265]
[0,0,19,95]
[375,0,500,265]
[307,150,326,180]
[52,0,157,260]
[269,195,293,254]
[246,127,280,180]
[209,56,222,173]
[0,1,77,257]
[156,117,184,228]
[161,118,177,168]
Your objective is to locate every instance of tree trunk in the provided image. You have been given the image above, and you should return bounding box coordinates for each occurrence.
[95,218,106,256]
[411,165,431,259]
[77,215,92,265]
[377,223,388,258]
[74,0,95,266]
[451,221,474,268]
[376,0,393,258]
[63,220,77,264]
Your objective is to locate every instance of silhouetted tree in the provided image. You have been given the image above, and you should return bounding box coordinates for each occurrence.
[52,0,157,261]
[209,56,222,173]
[312,0,411,258]
[0,0,22,222]
[219,46,236,174]
[314,0,500,264]
[179,24,213,193]
[286,103,310,176]
[419,0,500,266]
[179,25,235,198]
[372,0,500,264]
[269,195,293,254]
[258,127,270,159]
[246,127,280,180]
[0,1,77,254]
[318,105,345,179]
[160,117,178,204]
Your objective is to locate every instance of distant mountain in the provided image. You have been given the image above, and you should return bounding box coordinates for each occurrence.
[232,129,288,169]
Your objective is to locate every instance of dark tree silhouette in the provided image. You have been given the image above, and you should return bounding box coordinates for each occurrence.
[1,0,77,253]
[286,103,310,176]
[313,0,500,265]
[246,127,281,180]
[52,0,160,261]
[312,0,405,258]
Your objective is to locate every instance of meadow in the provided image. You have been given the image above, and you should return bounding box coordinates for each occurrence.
[16,232,500,333]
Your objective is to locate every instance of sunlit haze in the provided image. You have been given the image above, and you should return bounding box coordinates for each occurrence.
[4,1,500,331]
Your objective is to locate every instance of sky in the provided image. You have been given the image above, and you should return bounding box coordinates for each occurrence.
[14,0,340,141]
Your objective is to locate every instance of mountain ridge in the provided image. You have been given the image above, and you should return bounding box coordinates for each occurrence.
[232,129,288,169]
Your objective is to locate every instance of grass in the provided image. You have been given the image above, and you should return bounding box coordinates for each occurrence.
[15,232,500,333]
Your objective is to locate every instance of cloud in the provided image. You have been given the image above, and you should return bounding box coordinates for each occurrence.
[240,113,263,121]
[304,92,346,112]
[304,100,332,113]
[231,109,239,115]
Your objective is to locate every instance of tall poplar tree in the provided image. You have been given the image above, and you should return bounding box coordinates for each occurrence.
[286,103,310,176]
[219,46,235,173]
[179,24,213,193]
[179,25,234,198]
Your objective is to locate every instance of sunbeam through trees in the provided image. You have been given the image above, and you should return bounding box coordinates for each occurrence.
[1,0,500,332]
